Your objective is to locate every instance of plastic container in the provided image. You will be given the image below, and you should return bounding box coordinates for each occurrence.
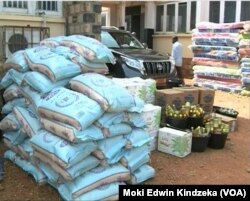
[213,106,238,118]
[207,133,228,149]
[166,117,187,129]
[187,115,204,129]
[191,135,209,152]
[166,78,184,88]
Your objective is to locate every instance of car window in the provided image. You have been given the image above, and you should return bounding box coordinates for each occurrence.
[101,30,144,49]
[101,31,120,48]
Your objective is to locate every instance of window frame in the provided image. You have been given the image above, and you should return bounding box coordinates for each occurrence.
[155,0,250,34]
[35,1,62,17]
[155,4,164,32]
[155,0,197,34]
[0,1,62,16]
[209,1,221,23]
[224,1,236,23]
[208,0,250,23]
[1,1,28,13]
[37,1,58,11]
[166,3,176,32]
[101,7,111,27]
[3,1,27,9]
[178,2,188,33]
[239,1,250,21]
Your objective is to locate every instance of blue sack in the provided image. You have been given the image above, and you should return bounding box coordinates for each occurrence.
[70,73,144,112]
[37,87,104,131]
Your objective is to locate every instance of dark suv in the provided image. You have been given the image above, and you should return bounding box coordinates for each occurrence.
[101,27,179,88]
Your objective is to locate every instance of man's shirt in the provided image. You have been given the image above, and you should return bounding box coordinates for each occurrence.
[172,41,183,67]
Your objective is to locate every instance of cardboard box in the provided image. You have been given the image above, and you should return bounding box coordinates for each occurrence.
[141,104,162,133]
[155,89,184,124]
[112,77,156,104]
[158,127,192,158]
[198,88,215,105]
[200,104,214,114]
[213,113,237,132]
[173,87,199,104]
[155,89,184,109]
[147,135,158,152]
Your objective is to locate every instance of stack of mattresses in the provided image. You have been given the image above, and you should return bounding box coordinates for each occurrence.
[238,23,250,87]
[190,21,250,93]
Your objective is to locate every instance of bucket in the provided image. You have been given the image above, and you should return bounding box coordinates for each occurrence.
[207,133,228,149]
[187,116,204,129]
[166,117,187,129]
[191,136,209,152]
[166,78,184,88]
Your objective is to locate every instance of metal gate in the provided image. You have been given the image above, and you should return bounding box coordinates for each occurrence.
[0,26,50,61]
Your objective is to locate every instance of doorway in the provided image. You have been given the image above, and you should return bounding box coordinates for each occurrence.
[125,6,142,41]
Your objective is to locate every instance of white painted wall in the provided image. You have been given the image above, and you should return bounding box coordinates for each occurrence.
[153,34,193,58]
[144,1,155,29]
[0,1,65,36]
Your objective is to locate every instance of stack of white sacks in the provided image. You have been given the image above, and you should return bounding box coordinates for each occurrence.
[0,35,157,200]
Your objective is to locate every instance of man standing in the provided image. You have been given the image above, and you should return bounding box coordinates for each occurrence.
[171,36,183,80]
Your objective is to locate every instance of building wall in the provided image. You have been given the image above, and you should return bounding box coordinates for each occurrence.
[0,15,65,36]
[0,1,102,68]
[64,1,102,39]
[101,1,195,78]
[101,2,122,27]
[153,34,194,78]
[153,34,193,58]
[0,1,65,36]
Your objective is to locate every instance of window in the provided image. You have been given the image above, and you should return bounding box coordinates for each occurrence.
[241,1,250,21]
[178,3,187,32]
[37,1,58,11]
[3,1,27,9]
[101,7,110,26]
[156,5,163,32]
[166,4,175,32]
[209,1,220,23]
[155,1,196,33]
[190,1,196,30]
[155,0,250,33]
[224,1,236,23]
[101,13,107,26]
[208,1,249,24]
[101,30,144,49]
